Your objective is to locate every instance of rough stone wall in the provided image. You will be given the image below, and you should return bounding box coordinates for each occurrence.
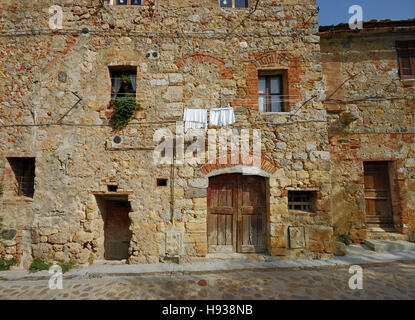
[321,27,415,242]
[0,0,333,267]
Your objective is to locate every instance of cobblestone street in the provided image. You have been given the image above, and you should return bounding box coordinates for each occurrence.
[0,261,414,300]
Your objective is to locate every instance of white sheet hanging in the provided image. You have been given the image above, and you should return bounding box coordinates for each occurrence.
[183,108,208,133]
[209,107,235,127]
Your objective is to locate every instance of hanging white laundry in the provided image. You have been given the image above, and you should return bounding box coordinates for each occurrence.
[183,108,208,133]
[209,107,235,127]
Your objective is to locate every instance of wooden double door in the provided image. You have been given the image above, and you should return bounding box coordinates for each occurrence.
[207,174,267,253]
[363,162,394,231]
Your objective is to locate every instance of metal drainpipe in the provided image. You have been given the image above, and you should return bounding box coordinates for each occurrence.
[170,136,175,225]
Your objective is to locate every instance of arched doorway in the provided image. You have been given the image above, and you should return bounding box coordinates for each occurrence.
[207,174,267,253]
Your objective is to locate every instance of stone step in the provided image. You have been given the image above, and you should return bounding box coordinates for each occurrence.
[367,226,397,233]
[364,239,415,253]
[367,231,408,241]
[366,216,394,223]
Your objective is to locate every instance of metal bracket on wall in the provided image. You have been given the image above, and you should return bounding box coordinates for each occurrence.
[56,91,83,124]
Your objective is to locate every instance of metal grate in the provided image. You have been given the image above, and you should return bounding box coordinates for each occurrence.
[7,157,35,198]
[15,176,35,197]
[288,191,315,212]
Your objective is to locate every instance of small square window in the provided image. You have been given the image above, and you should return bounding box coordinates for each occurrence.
[7,157,35,198]
[157,179,168,187]
[288,191,315,212]
[107,185,118,192]
[220,0,248,8]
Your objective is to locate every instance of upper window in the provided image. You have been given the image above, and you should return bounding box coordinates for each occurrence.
[109,67,137,100]
[220,0,248,8]
[114,0,142,5]
[396,41,415,80]
[258,72,287,112]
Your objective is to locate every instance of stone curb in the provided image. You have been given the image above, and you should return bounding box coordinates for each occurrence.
[1,257,414,282]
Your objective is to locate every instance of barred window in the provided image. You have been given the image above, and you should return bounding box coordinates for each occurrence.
[7,157,35,198]
[288,191,315,212]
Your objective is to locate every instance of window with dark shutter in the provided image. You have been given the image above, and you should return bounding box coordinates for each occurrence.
[396,41,415,80]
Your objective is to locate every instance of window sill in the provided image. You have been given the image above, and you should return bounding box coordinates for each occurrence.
[2,196,34,203]
[400,78,415,87]
[289,210,317,217]
[260,112,291,115]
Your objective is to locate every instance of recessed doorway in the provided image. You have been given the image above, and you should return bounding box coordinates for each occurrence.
[104,200,132,260]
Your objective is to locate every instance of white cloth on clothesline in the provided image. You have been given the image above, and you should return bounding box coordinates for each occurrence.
[209,107,235,127]
[183,108,208,133]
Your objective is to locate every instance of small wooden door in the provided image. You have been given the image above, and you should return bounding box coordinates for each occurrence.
[238,176,267,253]
[363,162,394,231]
[207,174,266,253]
[104,201,132,260]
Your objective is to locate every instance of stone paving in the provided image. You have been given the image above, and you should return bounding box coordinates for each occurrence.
[0,261,414,300]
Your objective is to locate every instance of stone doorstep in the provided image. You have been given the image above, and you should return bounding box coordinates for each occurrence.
[364,240,415,253]
[93,259,128,265]
[367,231,409,241]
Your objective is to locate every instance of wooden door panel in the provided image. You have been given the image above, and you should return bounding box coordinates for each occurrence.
[363,162,393,227]
[104,201,132,260]
[208,174,266,254]
[238,176,266,253]
[207,176,236,252]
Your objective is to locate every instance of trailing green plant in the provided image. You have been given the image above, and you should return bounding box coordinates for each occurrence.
[88,254,94,266]
[29,258,52,273]
[336,233,352,246]
[0,182,3,194]
[110,94,142,130]
[0,256,19,271]
[59,260,77,273]
[0,216,3,240]
[29,257,77,273]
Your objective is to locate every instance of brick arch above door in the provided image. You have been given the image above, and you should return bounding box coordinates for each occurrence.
[200,155,278,178]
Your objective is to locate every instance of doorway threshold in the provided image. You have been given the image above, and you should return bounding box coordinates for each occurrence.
[93,259,128,265]
[206,253,269,262]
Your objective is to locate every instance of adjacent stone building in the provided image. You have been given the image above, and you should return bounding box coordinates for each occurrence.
[0,1,413,268]
[320,19,415,243]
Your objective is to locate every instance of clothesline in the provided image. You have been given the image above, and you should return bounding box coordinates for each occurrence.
[183,106,236,132]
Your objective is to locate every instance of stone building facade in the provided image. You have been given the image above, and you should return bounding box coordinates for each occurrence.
[0,1,413,268]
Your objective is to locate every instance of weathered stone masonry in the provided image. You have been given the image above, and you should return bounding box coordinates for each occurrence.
[0,1,412,268]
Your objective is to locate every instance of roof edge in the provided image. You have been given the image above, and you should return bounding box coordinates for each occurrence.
[319,18,415,34]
